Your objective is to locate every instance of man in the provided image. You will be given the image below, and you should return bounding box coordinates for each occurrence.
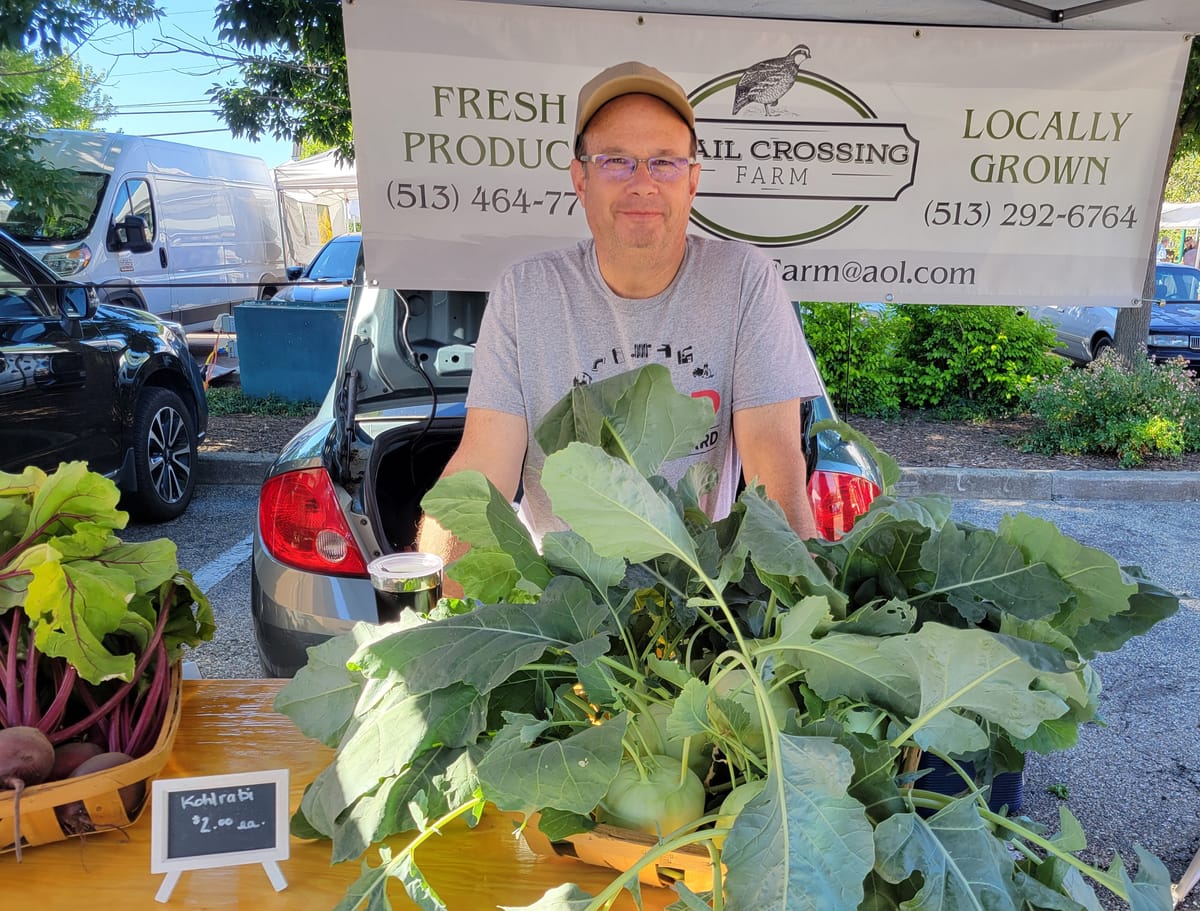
[1182,236,1196,267]
[418,61,823,581]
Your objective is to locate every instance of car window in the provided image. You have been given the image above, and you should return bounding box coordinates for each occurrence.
[111,178,156,240]
[1169,269,1200,301]
[308,238,360,280]
[0,245,51,319]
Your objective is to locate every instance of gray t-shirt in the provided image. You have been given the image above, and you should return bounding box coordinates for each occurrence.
[467,235,822,536]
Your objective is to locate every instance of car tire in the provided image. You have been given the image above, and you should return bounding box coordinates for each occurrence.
[1090,336,1112,361]
[126,387,198,521]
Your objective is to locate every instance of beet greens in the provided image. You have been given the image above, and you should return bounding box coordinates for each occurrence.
[0,463,214,767]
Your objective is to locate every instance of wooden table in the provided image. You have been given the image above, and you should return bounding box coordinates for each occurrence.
[1,681,674,910]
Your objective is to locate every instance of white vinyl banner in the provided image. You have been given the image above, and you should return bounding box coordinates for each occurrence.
[342,1,1191,308]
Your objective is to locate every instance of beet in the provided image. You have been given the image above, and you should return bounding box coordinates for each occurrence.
[57,752,145,835]
[0,725,56,862]
[50,742,105,781]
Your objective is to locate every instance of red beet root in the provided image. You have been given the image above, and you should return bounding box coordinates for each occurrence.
[0,726,56,862]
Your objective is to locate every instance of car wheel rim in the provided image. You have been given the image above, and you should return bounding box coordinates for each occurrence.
[147,406,192,504]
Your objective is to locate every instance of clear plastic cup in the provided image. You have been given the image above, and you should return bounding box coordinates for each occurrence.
[367,552,444,622]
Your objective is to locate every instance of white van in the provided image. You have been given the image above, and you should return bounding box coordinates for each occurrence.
[0,129,287,330]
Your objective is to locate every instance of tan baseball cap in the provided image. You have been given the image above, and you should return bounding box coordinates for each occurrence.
[574,61,695,146]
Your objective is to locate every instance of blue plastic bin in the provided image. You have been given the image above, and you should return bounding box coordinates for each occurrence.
[233,300,346,403]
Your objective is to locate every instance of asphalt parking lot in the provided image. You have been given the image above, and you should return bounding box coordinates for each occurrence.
[124,482,1200,907]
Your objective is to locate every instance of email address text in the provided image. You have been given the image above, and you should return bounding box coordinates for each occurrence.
[772,259,977,287]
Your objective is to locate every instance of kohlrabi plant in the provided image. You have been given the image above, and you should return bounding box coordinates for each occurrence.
[276,364,1180,911]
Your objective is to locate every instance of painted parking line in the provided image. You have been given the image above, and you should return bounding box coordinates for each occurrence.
[192,533,254,593]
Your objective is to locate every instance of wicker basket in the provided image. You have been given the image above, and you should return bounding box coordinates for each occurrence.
[521,814,717,892]
[0,664,183,853]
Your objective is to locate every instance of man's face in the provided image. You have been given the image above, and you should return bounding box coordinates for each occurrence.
[570,94,698,258]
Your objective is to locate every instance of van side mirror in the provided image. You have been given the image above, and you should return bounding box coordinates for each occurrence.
[62,285,97,320]
[286,265,304,281]
[110,214,153,253]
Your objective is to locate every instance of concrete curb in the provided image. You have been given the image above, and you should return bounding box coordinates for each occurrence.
[196,451,1200,501]
[197,451,278,487]
[895,466,1200,501]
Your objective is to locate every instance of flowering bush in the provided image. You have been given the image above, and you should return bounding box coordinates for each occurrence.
[1021,349,1200,466]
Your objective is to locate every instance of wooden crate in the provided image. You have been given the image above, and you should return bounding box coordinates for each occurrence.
[521,815,717,892]
[0,665,182,853]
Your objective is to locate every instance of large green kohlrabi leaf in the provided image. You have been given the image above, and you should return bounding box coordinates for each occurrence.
[541,442,699,567]
[818,495,952,603]
[541,530,627,597]
[738,486,848,613]
[874,799,1023,911]
[886,624,1071,754]
[997,514,1137,654]
[792,624,1069,755]
[352,576,613,694]
[299,682,488,837]
[478,712,627,816]
[275,621,405,747]
[445,547,522,603]
[534,363,715,477]
[1120,846,1174,911]
[722,735,874,911]
[917,522,1072,624]
[328,745,482,864]
[421,470,551,590]
[1064,565,1180,658]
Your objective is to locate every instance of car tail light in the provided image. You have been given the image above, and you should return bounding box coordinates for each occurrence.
[259,468,369,576]
[808,470,881,542]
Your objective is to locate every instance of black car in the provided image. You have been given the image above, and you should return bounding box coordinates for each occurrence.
[0,228,207,519]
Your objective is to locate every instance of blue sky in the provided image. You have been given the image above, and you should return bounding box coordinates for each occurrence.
[73,0,295,167]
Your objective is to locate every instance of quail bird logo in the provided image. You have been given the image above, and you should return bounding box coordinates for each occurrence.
[732,45,812,116]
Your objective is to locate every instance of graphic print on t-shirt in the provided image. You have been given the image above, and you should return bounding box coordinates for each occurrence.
[575,338,723,453]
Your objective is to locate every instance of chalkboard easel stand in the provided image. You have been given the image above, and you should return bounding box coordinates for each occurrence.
[155,860,287,903]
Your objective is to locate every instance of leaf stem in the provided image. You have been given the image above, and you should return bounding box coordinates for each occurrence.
[582,825,728,911]
[906,792,1129,898]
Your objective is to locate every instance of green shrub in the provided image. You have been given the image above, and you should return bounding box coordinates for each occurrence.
[206,387,319,416]
[1022,351,1200,467]
[890,305,1062,416]
[797,301,902,417]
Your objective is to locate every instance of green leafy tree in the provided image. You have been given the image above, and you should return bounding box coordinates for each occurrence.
[210,0,351,159]
[0,0,157,208]
[1165,149,1200,202]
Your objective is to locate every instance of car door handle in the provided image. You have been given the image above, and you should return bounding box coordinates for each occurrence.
[159,247,168,268]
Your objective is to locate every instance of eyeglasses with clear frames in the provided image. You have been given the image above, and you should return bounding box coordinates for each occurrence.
[577,154,697,183]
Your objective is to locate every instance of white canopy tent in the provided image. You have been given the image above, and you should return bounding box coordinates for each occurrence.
[489,0,1199,30]
[272,151,360,265]
[1161,201,1200,230]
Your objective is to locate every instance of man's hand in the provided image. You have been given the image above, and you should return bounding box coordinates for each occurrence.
[733,399,819,540]
[415,408,528,596]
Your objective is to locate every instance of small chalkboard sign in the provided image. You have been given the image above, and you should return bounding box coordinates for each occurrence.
[150,769,289,902]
